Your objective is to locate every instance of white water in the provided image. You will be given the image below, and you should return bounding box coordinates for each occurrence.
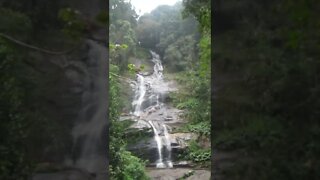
[69,40,107,173]
[130,51,173,168]
[163,124,173,168]
[132,74,147,116]
[149,121,165,168]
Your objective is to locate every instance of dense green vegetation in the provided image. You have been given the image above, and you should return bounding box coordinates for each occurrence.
[168,0,211,166]
[109,0,211,178]
[109,62,149,180]
[214,0,320,179]
[108,0,150,179]
[0,1,106,179]
[0,30,33,180]
[2,0,320,179]
[0,4,64,179]
[136,3,200,71]
[0,0,210,179]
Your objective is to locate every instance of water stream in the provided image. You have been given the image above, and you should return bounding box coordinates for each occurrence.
[69,40,107,173]
[32,40,108,180]
[130,51,173,168]
[132,74,147,117]
[148,120,165,168]
[163,124,173,168]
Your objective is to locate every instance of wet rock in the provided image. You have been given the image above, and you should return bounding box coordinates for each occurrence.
[147,107,157,114]
[146,168,210,180]
[171,142,179,146]
[127,140,161,163]
[177,161,189,165]
[164,116,173,121]
[158,175,175,180]
[142,72,152,76]
[171,133,198,148]
[174,161,194,168]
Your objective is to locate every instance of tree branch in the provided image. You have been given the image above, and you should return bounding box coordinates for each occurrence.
[109,72,134,82]
[0,33,79,55]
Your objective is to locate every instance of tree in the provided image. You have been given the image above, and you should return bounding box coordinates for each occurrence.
[136,1,199,71]
[212,0,320,179]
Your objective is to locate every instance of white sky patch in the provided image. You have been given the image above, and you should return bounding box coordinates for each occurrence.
[130,0,181,16]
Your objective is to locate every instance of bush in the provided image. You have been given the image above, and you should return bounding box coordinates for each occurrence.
[0,8,32,38]
[109,64,149,180]
[58,8,85,40]
[116,150,150,180]
[187,122,211,136]
[186,140,211,163]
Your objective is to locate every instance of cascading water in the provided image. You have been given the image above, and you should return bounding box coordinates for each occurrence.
[130,51,173,168]
[132,74,146,116]
[69,40,107,173]
[148,121,165,168]
[163,124,173,168]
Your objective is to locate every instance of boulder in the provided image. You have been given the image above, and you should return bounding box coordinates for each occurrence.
[164,116,173,121]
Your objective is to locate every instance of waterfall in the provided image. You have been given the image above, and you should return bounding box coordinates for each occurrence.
[151,51,164,79]
[148,121,165,168]
[129,51,173,168]
[69,40,107,173]
[132,74,146,117]
[156,94,160,106]
[163,124,173,168]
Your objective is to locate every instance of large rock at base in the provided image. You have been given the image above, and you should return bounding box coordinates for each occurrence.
[146,168,211,180]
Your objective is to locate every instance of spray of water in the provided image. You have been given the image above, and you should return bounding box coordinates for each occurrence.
[149,121,165,168]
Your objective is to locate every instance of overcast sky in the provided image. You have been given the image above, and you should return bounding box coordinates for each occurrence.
[130,0,181,16]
